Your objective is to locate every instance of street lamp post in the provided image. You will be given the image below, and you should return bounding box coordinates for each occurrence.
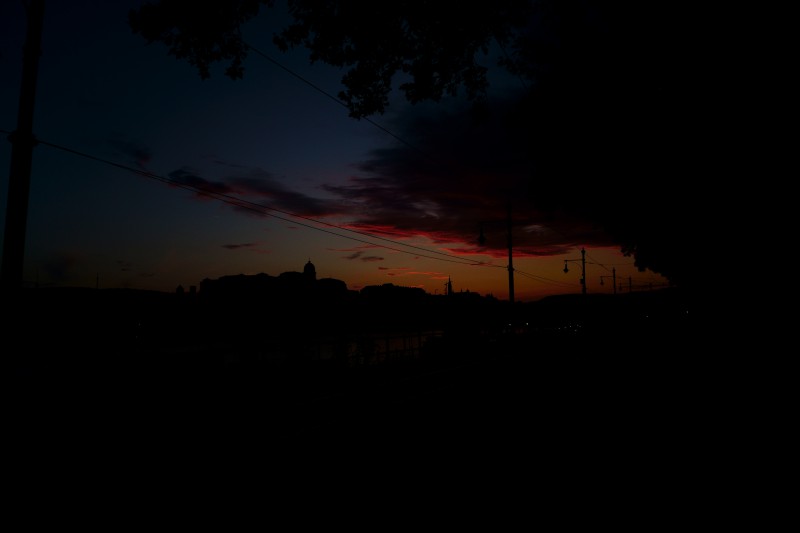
[563,247,587,295]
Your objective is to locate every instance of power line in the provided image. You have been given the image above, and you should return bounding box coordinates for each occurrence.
[34,136,505,269]
[514,268,576,288]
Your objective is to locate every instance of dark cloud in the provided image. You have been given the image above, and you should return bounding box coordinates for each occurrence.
[167,165,339,217]
[228,172,331,216]
[164,137,599,264]
[318,96,618,260]
[338,249,384,262]
[330,245,381,261]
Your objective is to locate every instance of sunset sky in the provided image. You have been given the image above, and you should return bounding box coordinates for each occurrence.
[0,1,670,302]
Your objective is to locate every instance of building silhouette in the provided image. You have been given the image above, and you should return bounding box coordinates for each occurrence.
[303,259,316,281]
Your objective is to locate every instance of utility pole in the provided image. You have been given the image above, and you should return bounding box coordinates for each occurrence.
[581,247,586,295]
[563,247,587,295]
[1,0,45,294]
[478,203,515,304]
[600,267,617,295]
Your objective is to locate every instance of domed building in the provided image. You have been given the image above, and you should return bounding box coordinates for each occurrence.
[303,259,316,281]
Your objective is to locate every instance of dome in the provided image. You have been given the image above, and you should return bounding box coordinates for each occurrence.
[303,259,316,280]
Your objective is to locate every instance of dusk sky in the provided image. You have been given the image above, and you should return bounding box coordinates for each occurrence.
[0,1,670,302]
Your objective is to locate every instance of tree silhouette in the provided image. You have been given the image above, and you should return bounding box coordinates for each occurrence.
[129,0,711,292]
[129,0,531,117]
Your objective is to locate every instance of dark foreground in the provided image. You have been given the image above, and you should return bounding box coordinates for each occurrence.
[9,315,742,521]
[8,320,710,446]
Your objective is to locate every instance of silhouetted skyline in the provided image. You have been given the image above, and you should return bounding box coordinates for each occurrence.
[1,1,680,302]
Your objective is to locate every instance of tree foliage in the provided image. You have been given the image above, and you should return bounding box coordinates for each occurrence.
[130,0,531,118]
[129,0,271,80]
[272,0,531,118]
[500,2,708,292]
